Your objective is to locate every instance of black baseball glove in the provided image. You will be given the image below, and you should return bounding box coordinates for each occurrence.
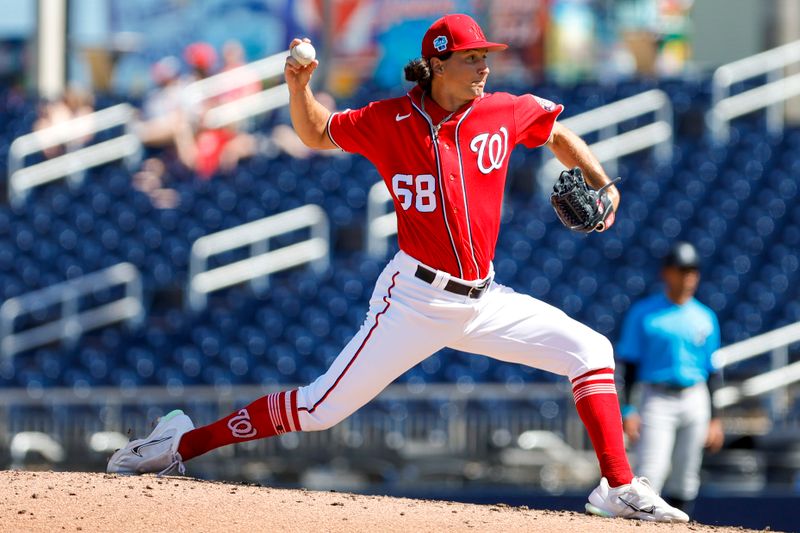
[550,167,621,233]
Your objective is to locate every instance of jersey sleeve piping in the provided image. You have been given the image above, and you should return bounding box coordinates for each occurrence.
[326,111,345,151]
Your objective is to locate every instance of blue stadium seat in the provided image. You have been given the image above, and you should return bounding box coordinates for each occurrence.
[2,83,799,388]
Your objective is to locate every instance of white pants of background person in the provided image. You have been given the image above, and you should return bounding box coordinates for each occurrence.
[634,383,710,500]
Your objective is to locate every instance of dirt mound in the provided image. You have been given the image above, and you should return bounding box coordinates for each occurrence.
[0,471,772,532]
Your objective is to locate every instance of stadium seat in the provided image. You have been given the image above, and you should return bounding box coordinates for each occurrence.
[1,82,799,390]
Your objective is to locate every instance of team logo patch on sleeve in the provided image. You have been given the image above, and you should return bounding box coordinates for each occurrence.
[433,35,448,52]
[534,95,556,112]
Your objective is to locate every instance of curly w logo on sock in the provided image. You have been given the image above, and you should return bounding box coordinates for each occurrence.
[227,408,257,439]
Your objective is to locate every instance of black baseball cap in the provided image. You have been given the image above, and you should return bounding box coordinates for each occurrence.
[663,241,700,269]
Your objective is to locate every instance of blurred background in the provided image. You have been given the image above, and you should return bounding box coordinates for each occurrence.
[0,0,799,530]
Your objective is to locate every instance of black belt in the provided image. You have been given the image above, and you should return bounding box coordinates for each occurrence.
[414,265,491,299]
[647,382,696,393]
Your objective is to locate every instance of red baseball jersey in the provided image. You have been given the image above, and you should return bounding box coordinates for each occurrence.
[327,85,563,281]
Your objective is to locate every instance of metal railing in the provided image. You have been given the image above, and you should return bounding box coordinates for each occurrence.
[0,382,592,485]
[7,104,142,206]
[366,182,396,258]
[0,382,566,406]
[538,89,672,185]
[708,39,800,143]
[0,263,144,358]
[187,204,330,311]
[713,321,800,414]
[182,49,290,129]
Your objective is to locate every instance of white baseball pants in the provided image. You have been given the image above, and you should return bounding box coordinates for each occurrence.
[634,383,711,500]
[296,250,614,431]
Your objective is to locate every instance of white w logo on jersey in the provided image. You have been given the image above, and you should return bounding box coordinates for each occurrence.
[470,127,508,175]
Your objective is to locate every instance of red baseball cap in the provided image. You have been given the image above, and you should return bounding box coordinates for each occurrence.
[184,42,217,71]
[421,14,507,59]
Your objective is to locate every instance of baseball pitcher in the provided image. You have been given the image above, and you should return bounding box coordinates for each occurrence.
[108,14,688,523]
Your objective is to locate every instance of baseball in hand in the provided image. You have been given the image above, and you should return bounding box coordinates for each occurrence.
[291,42,316,66]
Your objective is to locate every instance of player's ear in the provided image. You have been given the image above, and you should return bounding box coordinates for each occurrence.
[430,57,445,76]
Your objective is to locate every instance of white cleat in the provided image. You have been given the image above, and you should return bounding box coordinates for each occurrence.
[585,476,690,523]
[107,409,194,476]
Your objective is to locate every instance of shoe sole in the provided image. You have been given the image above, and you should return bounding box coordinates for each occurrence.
[585,503,615,518]
[586,503,686,523]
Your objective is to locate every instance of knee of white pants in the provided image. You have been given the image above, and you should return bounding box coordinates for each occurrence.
[570,330,615,378]
[300,410,340,432]
[593,333,615,370]
[296,386,350,432]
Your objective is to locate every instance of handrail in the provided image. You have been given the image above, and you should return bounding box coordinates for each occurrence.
[182,49,290,129]
[714,321,800,369]
[712,321,800,411]
[6,49,291,204]
[0,382,566,405]
[187,204,330,311]
[7,103,142,206]
[183,50,288,107]
[0,263,144,358]
[708,39,800,143]
[204,84,290,129]
[366,182,396,258]
[714,361,800,410]
[538,90,672,184]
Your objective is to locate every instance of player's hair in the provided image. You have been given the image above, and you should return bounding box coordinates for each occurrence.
[404,53,452,92]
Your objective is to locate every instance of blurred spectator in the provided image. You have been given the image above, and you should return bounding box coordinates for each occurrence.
[173,112,256,179]
[136,40,319,180]
[218,40,262,104]
[132,157,180,209]
[546,0,598,82]
[172,91,338,175]
[614,0,660,76]
[266,91,338,159]
[617,242,724,517]
[136,56,187,147]
[655,0,694,75]
[33,85,95,159]
[137,42,217,150]
[173,41,258,178]
[184,42,218,81]
[613,0,695,77]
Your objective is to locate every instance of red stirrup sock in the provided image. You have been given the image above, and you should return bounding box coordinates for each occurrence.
[177,390,302,461]
[571,368,634,488]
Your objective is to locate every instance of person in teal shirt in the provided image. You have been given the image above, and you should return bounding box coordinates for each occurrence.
[617,241,724,516]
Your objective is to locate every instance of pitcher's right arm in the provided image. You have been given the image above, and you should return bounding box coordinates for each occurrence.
[285,38,336,150]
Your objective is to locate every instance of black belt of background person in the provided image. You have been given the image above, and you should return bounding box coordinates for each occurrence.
[415,265,491,299]
[646,382,701,393]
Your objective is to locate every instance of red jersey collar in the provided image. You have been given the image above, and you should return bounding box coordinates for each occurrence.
[407,85,483,125]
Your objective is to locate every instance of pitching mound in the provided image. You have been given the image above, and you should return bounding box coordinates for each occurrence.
[0,471,771,532]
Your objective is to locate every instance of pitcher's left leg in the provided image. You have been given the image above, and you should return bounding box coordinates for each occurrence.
[454,285,688,522]
[452,283,632,487]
